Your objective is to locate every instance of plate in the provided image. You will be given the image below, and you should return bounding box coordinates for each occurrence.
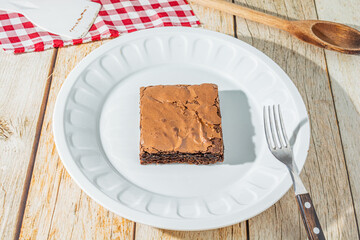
[53,27,310,231]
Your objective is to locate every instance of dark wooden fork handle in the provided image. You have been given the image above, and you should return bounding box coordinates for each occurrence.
[296,193,326,240]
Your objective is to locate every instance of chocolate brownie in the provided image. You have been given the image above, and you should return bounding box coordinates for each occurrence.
[139,83,224,165]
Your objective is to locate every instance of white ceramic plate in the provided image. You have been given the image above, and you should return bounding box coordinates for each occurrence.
[53,27,310,231]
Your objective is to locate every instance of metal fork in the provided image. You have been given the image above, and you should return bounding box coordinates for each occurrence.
[263,105,325,240]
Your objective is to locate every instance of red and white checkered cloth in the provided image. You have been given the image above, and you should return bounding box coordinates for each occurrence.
[0,0,200,53]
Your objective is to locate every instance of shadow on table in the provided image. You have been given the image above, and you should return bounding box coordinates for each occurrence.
[155,35,360,239]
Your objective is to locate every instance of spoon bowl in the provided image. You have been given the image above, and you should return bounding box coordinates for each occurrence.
[290,20,360,54]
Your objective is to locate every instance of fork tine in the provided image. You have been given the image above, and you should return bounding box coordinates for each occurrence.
[273,105,285,148]
[268,106,279,148]
[278,105,290,146]
[263,106,273,149]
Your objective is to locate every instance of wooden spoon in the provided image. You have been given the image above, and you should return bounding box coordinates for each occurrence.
[190,0,360,54]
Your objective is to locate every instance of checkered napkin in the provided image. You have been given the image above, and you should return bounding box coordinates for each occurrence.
[0,0,200,53]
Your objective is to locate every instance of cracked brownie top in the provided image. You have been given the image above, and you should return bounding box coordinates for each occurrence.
[140,84,223,154]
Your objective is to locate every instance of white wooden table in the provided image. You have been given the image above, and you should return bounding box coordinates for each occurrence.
[1,0,359,239]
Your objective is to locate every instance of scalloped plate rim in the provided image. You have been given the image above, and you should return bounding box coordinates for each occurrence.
[53,27,310,231]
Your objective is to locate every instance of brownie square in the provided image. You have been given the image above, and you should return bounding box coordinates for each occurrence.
[139,84,224,165]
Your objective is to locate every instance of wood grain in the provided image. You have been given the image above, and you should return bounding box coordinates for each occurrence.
[0,49,56,239]
[231,0,359,239]
[190,1,234,35]
[296,193,326,240]
[18,42,134,240]
[193,0,360,55]
[190,0,290,30]
[135,224,247,240]
[314,0,360,234]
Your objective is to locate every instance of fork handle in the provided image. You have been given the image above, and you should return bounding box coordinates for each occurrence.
[296,193,326,240]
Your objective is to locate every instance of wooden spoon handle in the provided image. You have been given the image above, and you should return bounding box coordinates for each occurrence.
[189,0,290,31]
[296,193,326,240]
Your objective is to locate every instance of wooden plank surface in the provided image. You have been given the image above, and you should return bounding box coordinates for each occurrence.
[314,0,360,232]
[136,224,246,240]
[231,0,359,239]
[191,2,234,35]
[0,49,56,239]
[0,0,358,239]
[18,42,134,240]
